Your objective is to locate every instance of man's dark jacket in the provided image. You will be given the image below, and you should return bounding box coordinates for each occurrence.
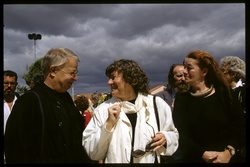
[4,83,91,163]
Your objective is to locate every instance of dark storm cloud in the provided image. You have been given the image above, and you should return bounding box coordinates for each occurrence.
[4,4,119,37]
[3,3,245,94]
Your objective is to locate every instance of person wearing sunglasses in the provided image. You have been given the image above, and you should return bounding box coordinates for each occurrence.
[4,48,91,163]
[83,59,179,163]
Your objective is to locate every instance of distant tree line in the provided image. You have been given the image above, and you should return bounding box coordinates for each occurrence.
[16,57,44,95]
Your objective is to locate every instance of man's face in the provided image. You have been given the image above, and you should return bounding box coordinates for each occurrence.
[4,76,17,96]
[173,65,185,83]
[90,97,99,105]
[173,65,189,93]
[52,56,79,93]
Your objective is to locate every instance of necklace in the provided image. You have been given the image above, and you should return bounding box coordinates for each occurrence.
[190,85,214,98]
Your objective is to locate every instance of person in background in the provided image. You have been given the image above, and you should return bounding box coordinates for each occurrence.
[220,56,245,113]
[83,59,178,163]
[3,70,19,134]
[219,55,246,162]
[4,47,91,163]
[103,92,112,101]
[90,91,111,164]
[155,64,189,163]
[155,64,189,110]
[74,94,92,128]
[173,50,245,163]
[98,93,111,106]
[3,70,19,164]
[90,91,102,110]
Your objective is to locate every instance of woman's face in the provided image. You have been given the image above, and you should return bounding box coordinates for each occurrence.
[107,71,134,100]
[183,58,207,86]
[220,65,234,85]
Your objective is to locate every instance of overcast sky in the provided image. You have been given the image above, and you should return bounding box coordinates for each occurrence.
[3,3,245,95]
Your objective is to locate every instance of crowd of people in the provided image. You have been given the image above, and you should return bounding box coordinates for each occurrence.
[4,47,246,164]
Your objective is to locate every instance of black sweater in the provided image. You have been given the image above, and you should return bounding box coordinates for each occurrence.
[4,83,90,163]
[172,88,245,163]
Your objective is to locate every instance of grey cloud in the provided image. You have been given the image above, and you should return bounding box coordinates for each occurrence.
[3,3,245,94]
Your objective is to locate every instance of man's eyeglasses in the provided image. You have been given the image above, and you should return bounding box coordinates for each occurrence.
[4,82,16,86]
[131,122,156,158]
[59,69,78,77]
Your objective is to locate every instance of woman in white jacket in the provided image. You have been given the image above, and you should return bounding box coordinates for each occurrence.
[82,59,179,163]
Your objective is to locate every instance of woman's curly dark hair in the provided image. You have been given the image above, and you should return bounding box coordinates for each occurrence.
[105,59,149,95]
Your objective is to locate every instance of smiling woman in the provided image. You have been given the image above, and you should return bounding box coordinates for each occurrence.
[82,59,179,163]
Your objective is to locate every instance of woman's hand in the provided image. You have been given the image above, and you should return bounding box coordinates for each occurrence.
[106,103,122,131]
[202,150,231,163]
[149,132,167,152]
